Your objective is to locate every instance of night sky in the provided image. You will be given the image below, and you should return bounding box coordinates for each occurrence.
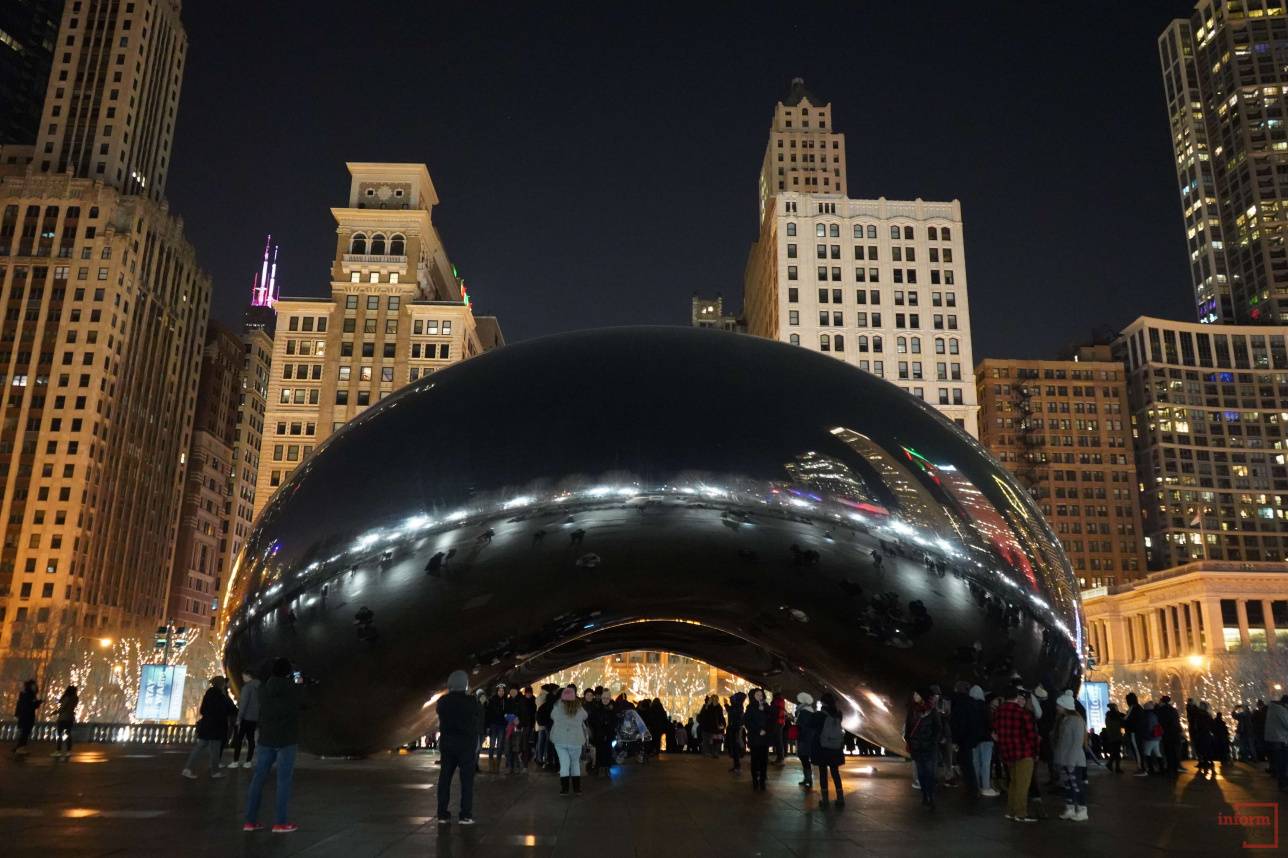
[168,1,1197,359]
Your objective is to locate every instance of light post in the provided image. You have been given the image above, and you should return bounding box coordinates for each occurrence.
[153,619,189,665]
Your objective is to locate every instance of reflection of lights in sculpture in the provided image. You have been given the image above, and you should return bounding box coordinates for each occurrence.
[223,328,1081,756]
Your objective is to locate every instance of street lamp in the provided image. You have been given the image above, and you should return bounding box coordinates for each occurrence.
[98,637,113,649]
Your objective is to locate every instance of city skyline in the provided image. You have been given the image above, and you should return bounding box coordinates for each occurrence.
[169,1,1196,359]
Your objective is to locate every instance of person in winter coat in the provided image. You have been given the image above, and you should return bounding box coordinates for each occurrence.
[1100,702,1125,772]
[1263,694,1288,790]
[727,691,747,774]
[993,687,1039,822]
[436,670,481,825]
[551,686,589,795]
[1156,696,1183,777]
[948,681,976,795]
[965,685,997,796]
[745,689,773,791]
[1140,702,1164,775]
[231,672,262,768]
[770,691,788,764]
[518,686,538,767]
[698,696,725,757]
[52,685,78,759]
[649,697,669,755]
[1191,701,1216,777]
[1052,691,1088,821]
[12,679,40,755]
[483,685,508,773]
[534,684,558,768]
[243,658,305,834]
[813,692,846,808]
[589,689,617,775]
[1123,692,1147,773]
[795,693,820,790]
[905,689,943,809]
[183,677,235,777]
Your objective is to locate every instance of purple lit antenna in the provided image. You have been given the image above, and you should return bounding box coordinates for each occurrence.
[250,234,279,308]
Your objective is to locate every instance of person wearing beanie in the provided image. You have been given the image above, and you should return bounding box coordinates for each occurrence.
[905,689,944,810]
[1052,690,1088,821]
[967,685,998,796]
[550,686,588,795]
[795,692,819,790]
[436,670,480,824]
[993,687,1039,822]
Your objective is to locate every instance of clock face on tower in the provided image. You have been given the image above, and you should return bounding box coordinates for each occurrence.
[223,326,1082,755]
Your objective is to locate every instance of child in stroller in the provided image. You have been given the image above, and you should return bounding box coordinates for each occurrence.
[614,708,653,764]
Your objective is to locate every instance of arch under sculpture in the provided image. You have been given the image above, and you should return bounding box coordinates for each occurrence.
[223,327,1082,756]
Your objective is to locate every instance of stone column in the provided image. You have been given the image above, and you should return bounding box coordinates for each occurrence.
[1199,599,1223,654]
[1146,610,1164,661]
[1175,604,1190,655]
[1237,599,1252,650]
[1266,600,1278,651]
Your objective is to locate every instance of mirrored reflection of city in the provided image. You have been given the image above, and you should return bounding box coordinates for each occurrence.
[223,327,1083,755]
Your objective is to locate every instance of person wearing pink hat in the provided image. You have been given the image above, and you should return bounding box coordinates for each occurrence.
[550,685,589,795]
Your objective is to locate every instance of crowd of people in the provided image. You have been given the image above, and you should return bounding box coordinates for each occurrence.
[11,667,1288,833]
[893,679,1288,825]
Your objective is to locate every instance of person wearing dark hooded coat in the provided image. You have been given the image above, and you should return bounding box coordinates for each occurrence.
[795,692,820,790]
[813,692,846,808]
[243,658,305,834]
[745,689,773,791]
[534,684,558,768]
[12,679,40,755]
[435,670,480,825]
[905,689,943,809]
[726,692,746,774]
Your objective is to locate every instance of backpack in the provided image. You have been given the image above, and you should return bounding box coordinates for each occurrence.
[1151,722,1163,739]
[820,714,844,750]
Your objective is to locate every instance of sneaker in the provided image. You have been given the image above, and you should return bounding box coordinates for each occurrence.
[436,815,451,824]
[980,788,1000,797]
[242,823,263,832]
[210,771,225,779]
[1072,806,1088,822]
[911,780,921,790]
[458,817,475,825]
[1004,814,1015,821]
[1133,771,1149,777]
[271,824,299,834]
[181,769,197,779]
[1019,816,1039,823]
[1059,806,1076,820]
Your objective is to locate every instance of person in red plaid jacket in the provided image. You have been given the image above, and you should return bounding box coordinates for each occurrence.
[993,687,1040,822]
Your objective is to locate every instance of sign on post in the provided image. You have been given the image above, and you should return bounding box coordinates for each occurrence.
[134,664,187,721]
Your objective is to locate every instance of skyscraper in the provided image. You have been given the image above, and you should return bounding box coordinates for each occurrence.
[975,348,1148,588]
[251,163,503,520]
[0,0,63,146]
[743,80,980,436]
[1114,316,1287,567]
[32,0,186,200]
[1160,1,1288,325]
[0,0,209,681]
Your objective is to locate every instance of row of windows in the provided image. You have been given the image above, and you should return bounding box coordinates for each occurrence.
[787,265,956,285]
[787,241,954,264]
[790,288,957,307]
[286,315,328,333]
[786,222,954,241]
[348,233,406,256]
[786,309,960,331]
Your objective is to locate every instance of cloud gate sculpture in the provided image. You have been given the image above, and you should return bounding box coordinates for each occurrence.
[223,327,1083,755]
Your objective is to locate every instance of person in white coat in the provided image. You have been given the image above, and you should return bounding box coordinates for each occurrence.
[550,686,589,796]
[1052,691,1088,821]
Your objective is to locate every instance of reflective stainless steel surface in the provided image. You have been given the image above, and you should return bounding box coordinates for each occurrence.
[223,327,1082,755]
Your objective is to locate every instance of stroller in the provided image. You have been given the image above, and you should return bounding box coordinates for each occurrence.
[613,708,653,764]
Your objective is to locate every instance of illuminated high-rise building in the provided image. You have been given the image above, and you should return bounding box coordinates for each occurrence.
[251,163,503,520]
[0,0,63,146]
[742,80,980,435]
[1114,316,1287,568]
[0,0,209,681]
[975,349,1148,589]
[1159,1,1288,324]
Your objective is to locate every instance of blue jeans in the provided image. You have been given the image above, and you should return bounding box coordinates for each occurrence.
[245,744,297,825]
[913,750,937,802]
[972,740,994,791]
[535,729,550,764]
[555,743,582,777]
